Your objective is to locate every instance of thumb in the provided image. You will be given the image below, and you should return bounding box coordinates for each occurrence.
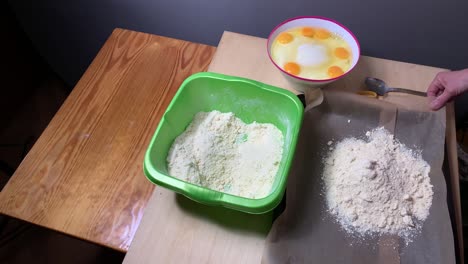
[430,90,452,110]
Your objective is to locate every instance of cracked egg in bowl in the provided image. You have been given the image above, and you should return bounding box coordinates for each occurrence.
[267,16,360,91]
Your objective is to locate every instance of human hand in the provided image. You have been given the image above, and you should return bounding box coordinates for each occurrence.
[427,69,468,110]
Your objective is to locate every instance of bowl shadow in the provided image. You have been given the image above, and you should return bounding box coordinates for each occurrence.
[175,193,273,236]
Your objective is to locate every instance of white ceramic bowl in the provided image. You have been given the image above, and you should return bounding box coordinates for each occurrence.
[267,16,360,92]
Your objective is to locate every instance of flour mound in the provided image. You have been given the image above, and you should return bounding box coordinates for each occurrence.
[167,111,284,199]
[323,127,433,239]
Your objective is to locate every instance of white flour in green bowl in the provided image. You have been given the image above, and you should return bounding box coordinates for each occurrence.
[167,110,284,199]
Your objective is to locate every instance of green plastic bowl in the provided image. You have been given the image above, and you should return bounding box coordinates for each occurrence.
[143,72,303,214]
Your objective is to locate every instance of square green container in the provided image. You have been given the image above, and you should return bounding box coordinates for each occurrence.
[144,72,304,214]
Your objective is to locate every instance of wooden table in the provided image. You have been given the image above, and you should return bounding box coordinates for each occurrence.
[0,28,216,251]
[123,32,463,263]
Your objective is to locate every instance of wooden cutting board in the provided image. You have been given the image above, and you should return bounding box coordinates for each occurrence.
[123,31,461,264]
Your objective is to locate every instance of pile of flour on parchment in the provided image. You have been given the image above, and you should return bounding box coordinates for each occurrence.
[323,127,433,241]
[167,110,284,199]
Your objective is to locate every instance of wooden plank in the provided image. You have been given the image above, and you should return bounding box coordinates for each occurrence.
[123,188,271,264]
[0,28,216,251]
[446,103,464,263]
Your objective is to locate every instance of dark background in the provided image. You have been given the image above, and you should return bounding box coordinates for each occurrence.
[8,0,468,86]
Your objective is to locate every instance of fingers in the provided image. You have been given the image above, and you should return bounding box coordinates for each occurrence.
[427,74,443,97]
[427,72,450,110]
[427,70,468,110]
[430,89,453,110]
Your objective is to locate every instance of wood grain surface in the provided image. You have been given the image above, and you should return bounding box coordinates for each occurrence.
[0,28,216,252]
[124,31,462,264]
[124,188,272,264]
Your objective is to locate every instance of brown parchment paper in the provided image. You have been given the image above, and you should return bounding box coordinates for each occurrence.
[262,91,455,264]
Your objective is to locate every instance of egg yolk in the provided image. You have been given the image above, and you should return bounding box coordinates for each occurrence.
[315,29,331,39]
[284,62,301,75]
[301,27,315,37]
[334,47,350,59]
[277,32,293,44]
[328,66,344,78]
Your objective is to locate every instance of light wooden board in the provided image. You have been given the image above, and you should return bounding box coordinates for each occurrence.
[123,188,271,264]
[0,28,216,252]
[124,31,462,263]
